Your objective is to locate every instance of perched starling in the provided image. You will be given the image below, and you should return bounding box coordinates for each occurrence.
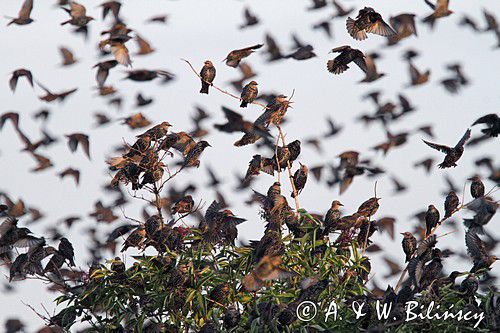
[182,140,211,168]
[6,0,34,26]
[125,135,151,158]
[200,61,216,94]
[240,81,258,107]
[327,46,367,75]
[224,44,263,67]
[401,232,417,262]
[144,215,161,239]
[291,163,308,198]
[346,7,396,41]
[121,227,146,252]
[110,257,125,273]
[469,176,485,199]
[444,191,459,218]
[357,197,380,218]
[223,305,241,329]
[465,229,498,272]
[425,204,440,236]
[472,114,499,137]
[423,128,471,168]
[172,195,194,214]
[58,237,75,266]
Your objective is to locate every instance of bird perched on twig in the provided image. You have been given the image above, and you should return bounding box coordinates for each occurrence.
[425,204,440,236]
[444,191,459,218]
[224,44,263,68]
[346,7,396,41]
[422,128,471,168]
[291,163,308,198]
[240,81,258,108]
[182,141,211,168]
[401,232,417,262]
[327,46,367,75]
[200,61,216,94]
[469,176,485,199]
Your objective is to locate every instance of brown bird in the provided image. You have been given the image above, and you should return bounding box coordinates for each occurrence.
[146,14,168,24]
[346,7,396,41]
[239,7,259,29]
[100,1,122,21]
[135,35,155,55]
[93,60,118,87]
[124,69,174,82]
[444,191,459,218]
[182,141,211,168]
[327,46,367,75]
[224,44,263,68]
[172,195,194,215]
[37,82,77,103]
[6,0,34,26]
[122,113,151,129]
[291,163,308,198]
[323,200,343,233]
[408,62,430,86]
[360,52,385,82]
[59,47,77,66]
[468,176,485,199]
[423,128,471,168]
[99,40,132,67]
[357,197,380,218]
[332,1,354,18]
[58,167,80,186]
[240,81,258,108]
[61,1,94,27]
[422,0,453,28]
[388,13,417,45]
[413,157,434,174]
[465,229,498,272]
[9,69,33,93]
[65,133,90,160]
[242,255,294,291]
[29,152,53,172]
[425,204,440,236]
[200,61,216,94]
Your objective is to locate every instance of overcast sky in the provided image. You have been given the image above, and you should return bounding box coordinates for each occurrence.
[0,0,499,331]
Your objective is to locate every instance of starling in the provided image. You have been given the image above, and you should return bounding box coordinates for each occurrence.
[291,163,308,198]
[6,0,34,26]
[140,162,165,188]
[121,227,146,252]
[58,168,80,186]
[285,45,317,60]
[223,305,241,329]
[182,140,211,168]
[240,81,258,107]
[346,7,396,41]
[224,44,263,67]
[443,191,459,219]
[465,229,498,272]
[401,232,417,262]
[203,201,246,245]
[242,255,293,291]
[388,14,417,45]
[423,128,471,168]
[59,47,77,66]
[110,257,125,273]
[199,61,216,94]
[425,204,440,236]
[264,33,283,61]
[357,197,380,218]
[460,274,479,297]
[61,1,94,27]
[171,195,194,214]
[125,135,151,158]
[408,62,431,86]
[333,1,354,18]
[37,82,78,103]
[469,176,485,199]
[472,114,500,137]
[58,237,75,266]
[9,69,34,93]
[124,69,174,82]
[327,46,367,75]
[145,215,161,239]
[422,0,453,28]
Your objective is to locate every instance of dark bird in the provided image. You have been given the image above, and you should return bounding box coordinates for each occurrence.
[6,0,34,26]
[390,176,407,193]
[422,0,453,28]
[37,82,77,103]
[93,60,118,87]
[65,133,90,159]
[182,141,211,168]
[286,45,317,60]
[332,1,353,18]
[58,167,80,186]
[242,255,293,291]
[124,69,174,82]
[308,0,327,10]
[240,81,258,107]
[146,14,167,24]
[264,33,283,61]
[327,46,367,75]
[388,13,417,45]
[323,200,343,234]
[408,62,430,86]
[422,128,471,168]
[203,201,246,245]
[324,117,343,138]
[360,52,385,83]
[240,7,259,29]
[58,237,75,266]
[401,232,417,262]
[482,9,498,32]
[469,176,485,199]
[444,191,459,218]
[172,195,194,215]
[200,61,216,94]
[61,1,94,27]
[425,204,440,236]
[313,21,332,39]
[465,229,498,272]
[9,69,33,93]
[463,196,497,234]
[413,157,434,174]
[59,47,77,66]
[346,7,396,41]
[100,1,121,21]
[224,44,263,68]
[472,114,499,137]
[135,34,155,55]
[291,163,308,198]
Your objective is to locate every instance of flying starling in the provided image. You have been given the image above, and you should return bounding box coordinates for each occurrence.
[9,69,33,93]
[401,232,417,262]
[291,163,308,198]
[224,44,263,68]
[6,0,34,26]
[465,229,498,272]
[388,14,417,45]
[61,1,94,27]
[346,7,396,41]
[422,128,471,168]
[242,255,294,291]
[444,191,459,218]
[93,60,118,87]
[422,0,454,28]
[425,205,440,236]
[469,176,485,199]
[327,46,367,75]
[240,81,258,108]
[200,61,216,94]
[472,114,499,137]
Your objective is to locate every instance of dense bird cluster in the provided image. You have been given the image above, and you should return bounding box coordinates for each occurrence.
[0,1,499,332]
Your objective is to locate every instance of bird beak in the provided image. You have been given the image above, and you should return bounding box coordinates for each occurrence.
[339,203,344,206]
[207,143,212,147]
[400,232,405,235]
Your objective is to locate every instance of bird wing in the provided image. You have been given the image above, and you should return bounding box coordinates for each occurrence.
[455,128,471,148]
[409,63,421,81]
[473,114,498,126]
[60,47,75,64]
[353,56,368,73]
[422,140,451,153]
[221,106,243,123]
[366,20,397,37]
[19,0,33,19]
[70,1,87,18]
[424,0,436,10]
[330,45,350,53]
[465,230,487,261]
[111,43,131,67]
[205,200,222,226]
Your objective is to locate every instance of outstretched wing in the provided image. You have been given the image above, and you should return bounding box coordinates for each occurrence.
[473,114,498,126]
[353,56,368,73]
[366,20,397,37]
[455,128,471,148]
[422,139,451,153]
[465,229,487,261]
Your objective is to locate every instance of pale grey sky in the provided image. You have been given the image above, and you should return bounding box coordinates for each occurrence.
[0,0,499,331]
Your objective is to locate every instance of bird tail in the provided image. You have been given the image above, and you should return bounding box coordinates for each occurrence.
[422,15,436,29]
[240,100,248,108]
[200,82,209,94]
[346,17,367,40]
[60,20,71,26]
[327,60,348,75]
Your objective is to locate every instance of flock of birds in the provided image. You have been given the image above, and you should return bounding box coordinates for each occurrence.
[0,0,499,331]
